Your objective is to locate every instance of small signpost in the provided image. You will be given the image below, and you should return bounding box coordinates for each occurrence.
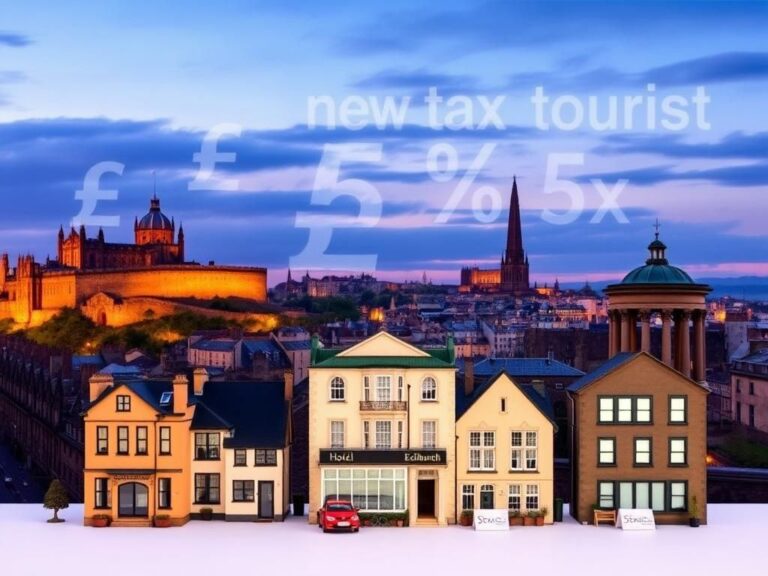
[616,509,656,530]
[473,509,509,531]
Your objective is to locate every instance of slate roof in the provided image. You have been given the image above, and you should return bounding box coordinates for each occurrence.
[280,340,311,351]
[190,338,240,352]
[85,378,175,413]
[565,352,641,393]
[190,381,289,449]
[460,357,584,379]
[455,370,556,425]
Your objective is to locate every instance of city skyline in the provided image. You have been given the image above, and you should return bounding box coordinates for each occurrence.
[1,1,768,285]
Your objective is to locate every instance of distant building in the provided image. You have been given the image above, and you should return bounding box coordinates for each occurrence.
[460,178,530,295]
[731,349,767,432]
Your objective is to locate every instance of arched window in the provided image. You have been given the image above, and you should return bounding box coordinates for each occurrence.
[118,482,148,517]
[329,377,345,401]
[421,377,437,401]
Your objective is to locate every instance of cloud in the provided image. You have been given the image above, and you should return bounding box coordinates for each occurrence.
[0,32,31,47]
[576,163,768,187]
[594,132,768,160]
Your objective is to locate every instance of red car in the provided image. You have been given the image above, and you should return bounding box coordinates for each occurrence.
[318,500,361,533]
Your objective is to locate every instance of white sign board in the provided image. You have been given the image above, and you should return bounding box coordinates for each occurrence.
[617,509,656,530]
[473,509,509,531]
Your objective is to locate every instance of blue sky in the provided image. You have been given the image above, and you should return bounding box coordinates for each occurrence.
[1,0,767,286]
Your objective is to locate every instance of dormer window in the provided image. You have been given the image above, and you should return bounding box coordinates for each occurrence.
[116,395,131,412]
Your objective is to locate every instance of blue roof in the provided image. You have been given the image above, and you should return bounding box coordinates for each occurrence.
[462,357,584,379]
[566,352,637,393]
[99,363,142,376]
[191,339,239,352]
[242,338,281,355]
[280,340,311,351]
[456,371,556,424]
[72,355,103,368]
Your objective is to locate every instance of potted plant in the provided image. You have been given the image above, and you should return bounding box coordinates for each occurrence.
[91,514,110,528]
[200,507,213,521]
[689,496,701,528]
[459,509,473,526]
[524,510,537,526]
[43,479,69,523]
[154,514,172,528]
[396,511,407,527]
[536,507,547,526]
[509,509,524,526]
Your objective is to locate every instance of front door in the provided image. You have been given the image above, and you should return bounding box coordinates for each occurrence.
[480,486,494,509]
[258,481,274,519]
[417,479,435,517]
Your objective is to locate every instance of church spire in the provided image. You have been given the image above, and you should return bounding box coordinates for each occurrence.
[505,176,524,264]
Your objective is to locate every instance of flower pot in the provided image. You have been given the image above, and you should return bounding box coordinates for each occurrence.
[363,519,372,527]
[154,516,172,528]
[509,516,524,526]
[396,519,404,527]
[91,516,109,528]
[523,516,535,526]
[535,516,545,526]
[459,512,473,526]
[689,518,700,528]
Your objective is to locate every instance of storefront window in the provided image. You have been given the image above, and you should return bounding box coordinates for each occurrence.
[322,468,406,512]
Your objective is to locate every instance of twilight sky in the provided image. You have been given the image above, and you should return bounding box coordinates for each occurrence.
[1,0,767,287]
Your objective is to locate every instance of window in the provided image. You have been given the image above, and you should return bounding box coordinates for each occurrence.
[96,426,108,454]
[375,421,391,449]
[397,376,404,401]
[469,431,495,471]
[462,485,475,510]
[116,395,131,412]
[598,438,616,466]
[510,431,537,470]
[750,404,755,428]
[397,421,404,449]
[669,396,687,424]
[159,391,173,406]
[233,480,255,502]
[118,482,148,517]
[136,427,148,455]
[363,376,371,401]
[330,421,345,449]
[634,438,652,466]
[322,468,406,512]
[159,426,171,455]
[421,377,437,401]
[117,426,129,455]
[525,485,539,510]
[194,474,220,504]
[158,478,171,509]
[598,482,614,509]
[508,484,521,511]
[363,421,370,448]
[234,449,247,466]
[736,379,741,393]
[255,449,277,466]
[749,382,755,395]
[376,376,391,401]
[598,396,652,424]
[599,397,615,422]
[195,432,220,460]
[95,478,109,509]
[669,438,687,466]
[501,398,507,413]
[422,421,436,449]
[330,377,345,401]
[670,482,687,511]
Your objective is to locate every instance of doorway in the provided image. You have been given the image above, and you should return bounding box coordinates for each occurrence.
[480,484,494,509]
[258,481,274,519]
[417,479,436,517]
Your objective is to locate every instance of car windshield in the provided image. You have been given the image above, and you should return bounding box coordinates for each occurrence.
[327,503,353,511]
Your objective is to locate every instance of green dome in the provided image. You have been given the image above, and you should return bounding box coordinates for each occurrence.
[621,264,695,285]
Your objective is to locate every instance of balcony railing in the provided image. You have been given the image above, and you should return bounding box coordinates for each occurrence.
[359,400,407,411]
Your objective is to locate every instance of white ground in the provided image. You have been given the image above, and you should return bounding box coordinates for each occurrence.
[0,504,764,576]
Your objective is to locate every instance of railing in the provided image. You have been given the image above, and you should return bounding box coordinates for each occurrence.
[359,401,408,411]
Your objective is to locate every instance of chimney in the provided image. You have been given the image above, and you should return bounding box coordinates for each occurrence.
[173,374,189,414]
[464,357,475,396]
[284,368,294,402]
[193,367,208,396]
[89,373,114,403]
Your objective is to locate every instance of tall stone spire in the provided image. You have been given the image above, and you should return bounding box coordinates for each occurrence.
[504,176,524,264]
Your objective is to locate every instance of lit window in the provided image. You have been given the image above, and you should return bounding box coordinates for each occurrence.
[670,482,687,511]
[598,438,615,466]
[116,395,131,412]
[136,427,148,455]
[669,396,687,423]
[634,438,652,466]
[96,426,108,454]
[669,438,687,466]
[599,398,614,422]
[598,482,614,509]
[330,421,345,449]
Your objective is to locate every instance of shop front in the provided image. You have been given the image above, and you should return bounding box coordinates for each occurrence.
[318,449,451,526]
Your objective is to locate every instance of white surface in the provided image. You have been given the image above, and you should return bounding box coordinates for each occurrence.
[0,504,765,576]
[617,508,656,530]
[473,508,509,531]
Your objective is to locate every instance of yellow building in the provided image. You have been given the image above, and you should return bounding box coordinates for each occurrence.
[83,368,292,526]
[83,373,194,526]
[308,332,457,526]
[456,372,556,523]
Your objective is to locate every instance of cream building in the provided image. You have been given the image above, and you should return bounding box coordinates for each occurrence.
[456,372,556,523]
[308,332,456,526]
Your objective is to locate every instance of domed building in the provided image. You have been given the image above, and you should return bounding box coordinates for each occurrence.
[134,194,177,246]
[604,231,711,382]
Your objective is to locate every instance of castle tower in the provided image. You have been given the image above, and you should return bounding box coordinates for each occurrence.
[0,252,8,294]
[177,222,185,262]
[500,177,530,295]
[135,195,175,245]
[604,228,711,383]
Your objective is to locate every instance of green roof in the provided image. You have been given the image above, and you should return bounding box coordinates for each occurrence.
[620,263,695,285]
[311,334,455,368]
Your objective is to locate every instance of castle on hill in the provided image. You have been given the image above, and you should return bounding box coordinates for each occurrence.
[0,196,268,328]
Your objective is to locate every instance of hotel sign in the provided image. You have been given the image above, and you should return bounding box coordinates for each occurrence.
[320,449,447,465]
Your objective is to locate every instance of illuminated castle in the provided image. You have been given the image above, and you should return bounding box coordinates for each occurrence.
[0,196,268,328]
[460,177,530,295]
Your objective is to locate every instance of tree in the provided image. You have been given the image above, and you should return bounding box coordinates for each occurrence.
[43,479,69,523]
